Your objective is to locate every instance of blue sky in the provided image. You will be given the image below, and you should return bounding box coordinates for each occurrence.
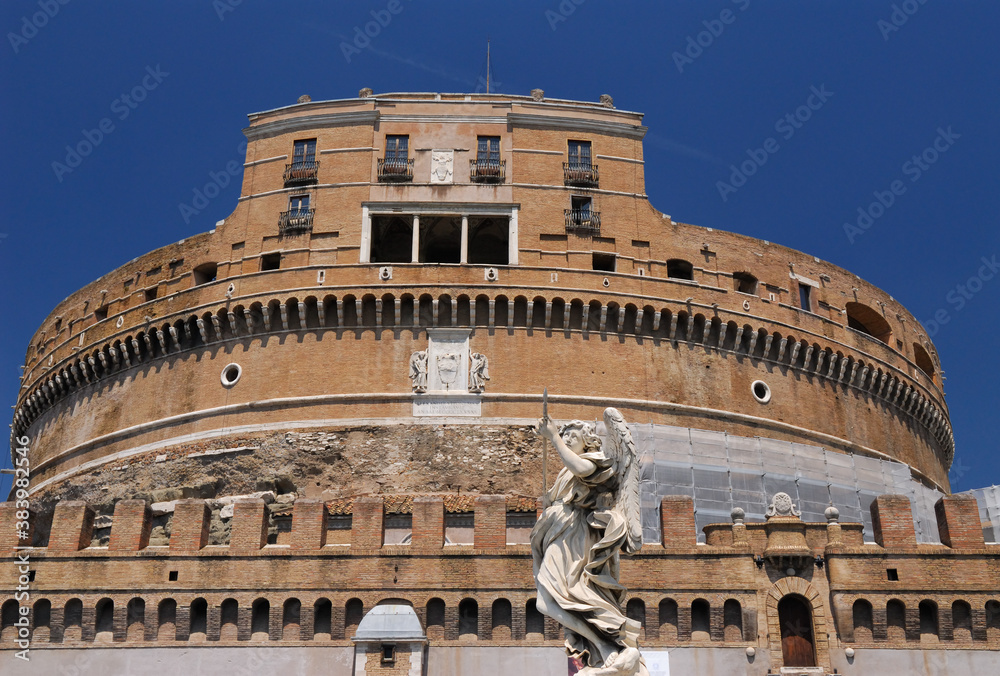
[1,1,998,496]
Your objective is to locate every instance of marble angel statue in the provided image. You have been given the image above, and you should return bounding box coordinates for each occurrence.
[531,407,648,676]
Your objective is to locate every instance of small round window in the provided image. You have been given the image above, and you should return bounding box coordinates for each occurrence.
[221,363,242,387]
[751,380,771,404]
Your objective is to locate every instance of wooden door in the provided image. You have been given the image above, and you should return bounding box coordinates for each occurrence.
[779,595,816,667]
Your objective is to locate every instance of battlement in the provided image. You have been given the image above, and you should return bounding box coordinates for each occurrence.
[1,493,991,558]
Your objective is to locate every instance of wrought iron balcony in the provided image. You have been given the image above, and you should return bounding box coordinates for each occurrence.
[279,208,315,235]
[283,160,320,186]
[565,209,601,234]
[470,158,505,184]
[377,158,414,182]
[563,161,599,188]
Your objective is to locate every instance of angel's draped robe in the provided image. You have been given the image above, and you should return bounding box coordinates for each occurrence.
[530,448,641,666]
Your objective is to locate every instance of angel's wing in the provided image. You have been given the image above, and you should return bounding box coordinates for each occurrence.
[604,407,642,554]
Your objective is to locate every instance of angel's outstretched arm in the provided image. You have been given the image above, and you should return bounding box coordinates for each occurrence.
[537,418,596,477]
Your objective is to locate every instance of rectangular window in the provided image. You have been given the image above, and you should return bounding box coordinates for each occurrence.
[261,253,281,271]
[289,194,310,214]
[292,139,316,164]
[385,135,409,161]
[799,284,812,311]
[571,195,592,216]
[568,140,592,167]
[477,136,500,163]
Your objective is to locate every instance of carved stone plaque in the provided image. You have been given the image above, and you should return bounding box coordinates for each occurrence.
[430,149,454,183]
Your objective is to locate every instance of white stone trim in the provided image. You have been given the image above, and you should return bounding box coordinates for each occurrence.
[243,154,287,168]
[595,153,644,165]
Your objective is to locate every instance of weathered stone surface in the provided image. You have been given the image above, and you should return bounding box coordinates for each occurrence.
[151,501,177,516]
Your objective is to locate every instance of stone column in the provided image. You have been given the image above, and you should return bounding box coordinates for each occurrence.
[411,214,420,263]
[460,214,469,264]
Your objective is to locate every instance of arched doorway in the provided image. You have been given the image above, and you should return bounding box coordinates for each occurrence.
[778,595,816,668]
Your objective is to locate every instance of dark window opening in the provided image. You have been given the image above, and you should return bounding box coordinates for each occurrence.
[94,306,109,321]
[913,343,936,380]
[313,599,332,635]
[371,215,413,263]
[567,196,600,232]
[420,216,462,264]
[919,601,939,639]
[477,136,500,163]
[667,259,694,281]
[691,599,710,640]
[385,135,408,161]
[261,253,281,271]
[251,599,270,635]
[526,599,545,637]
[144,287,157,302]
[95,599,114,635]
[887,568,899,581]
[193,262,218,286]
[381,644,396,664]
[458,599,479,639]
[468,216,509,265]
[593,252,616,272]
[846,302,892,343]
[190,598,208,635]
[280,194,314,234]
[168,570,178,581]
[27,570,35,582]
[798,284,812,312]
[733,271,758,294]
[33,600,51,628]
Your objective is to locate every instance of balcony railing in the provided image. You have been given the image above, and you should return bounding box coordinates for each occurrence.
[470,158,506,184]
[563,161,599,188]
[377,158,414,182]
[283,160,320,186]
[565,209,601,234]
[279,208,315,235]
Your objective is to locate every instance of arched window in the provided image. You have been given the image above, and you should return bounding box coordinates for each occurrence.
[313,599,332,639]
[852,599,873,642]
[425,598,445,640]
[94,598,114,641]
[846,302,892,344]
[251,598,270,639]
[458,599,478,640]
[913,343,936,380]
[64,599,84,641]
[491,599,512,640]
[33,599,52,637]
[778,595,815,668]
[219,599,238,641]
[667,259,694,281]
[732,271,758,295]
[886,600,906,642]
[952,601,972,643]
[157,599,176,642]
[986,600,1000,642]
[345,598,363,638]
[192,262,218,286]
[626,599,646,640]
[526,599,545,640]
[691,599,710,641]
[658,599,678,642]
[189,598,208,638]
[723,599,743,642]
[1,600,18,640]
[919,600,939,642]
[282,598,301,640]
